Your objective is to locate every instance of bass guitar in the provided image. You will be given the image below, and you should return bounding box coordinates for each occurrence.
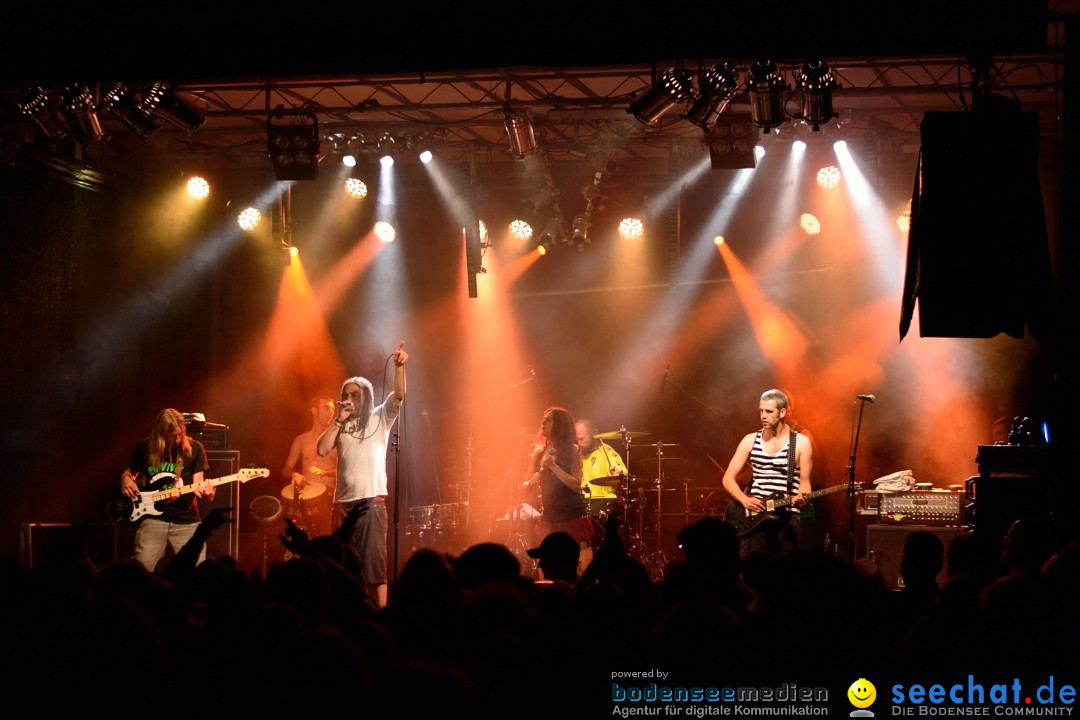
[723,484,860,538]
[109,467,270,523]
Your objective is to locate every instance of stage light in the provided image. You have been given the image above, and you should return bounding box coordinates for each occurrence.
[98,82,160,138]
[707,117,759,170]
[379,155,394,168]
[754,146,766,161]
[504,111,539,157]
[523,186,555,215]
[619,217,644,240]
[342,154,356,167]
[748,60,785,133]
[816,165,841,188]
[510,219,533,240]
[418,148,433,164]
[186,176,210,199]
[799,213,821,235]
[537,243,548,256]
[60,84,105,146]
[582,183,607,212]
[140,82,205,134]
[537,216,563,246]
[267,109,320,181]
[714,235,725,246]
[795,60,838,131]
[374,221,396,243]
[238,207,261,230]
[627,68,694,125]
[569,213,591,250]
[344,178,368,198]
[686,62,739,130]
[897,210,911,233]
[289,246,299,257]
[479,220,488,241]
[792,140,807,153]
[17,86,68,143]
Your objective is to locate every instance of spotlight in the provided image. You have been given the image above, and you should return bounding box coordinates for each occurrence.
[537,243,549,256]
[686,62,739,130]
[792,140,807,153]
[897,210,911,233]
[238,207,261,231]
[799,213,821,235]
[374,221,396,243]
[714,236,725,246]
[379,155,394,168]
[618,217,644,240]
[267,109,320,181]
[342,154,356,167]
[795,60,838,131]
[187,176,210,199]
[510,219,533,240]
[747,60,786,133]
[706,116,758,170]
[582,183,606,212]
[523,186,555,215]
[98,82,160,138]
[504,111,538,157]
[569,213,591,249]
[140,82,205,134]
[60,84,105,146]
[17,86,68,144]
[816,165,841,188]
[537,216,563,246]
[289,246,299,258]
[418,149,433,164]
[627,68,694,125]
[344,178,368,198]
[754,146,766,161]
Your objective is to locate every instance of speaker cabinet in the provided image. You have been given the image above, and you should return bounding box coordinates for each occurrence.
[20,522,117,569]
[865,524,970,590]
[200,450,241,561]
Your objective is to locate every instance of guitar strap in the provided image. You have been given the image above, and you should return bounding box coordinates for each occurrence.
[786,429,798,496]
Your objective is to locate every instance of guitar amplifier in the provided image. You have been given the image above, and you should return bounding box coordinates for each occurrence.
[877,490,965,526]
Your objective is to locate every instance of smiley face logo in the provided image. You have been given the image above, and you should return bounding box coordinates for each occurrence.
[848,678,877,709]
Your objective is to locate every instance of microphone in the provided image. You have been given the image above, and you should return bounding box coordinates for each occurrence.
[334,401,350,407]
[660,364,670,394]
[856,394,876,403]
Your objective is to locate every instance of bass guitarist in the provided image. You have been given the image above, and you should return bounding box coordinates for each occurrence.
[721,389,813,555]
[120,408,214,571]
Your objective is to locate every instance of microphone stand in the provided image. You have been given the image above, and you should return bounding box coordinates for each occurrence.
[661,372,720,419]
[390,402,404,601]
[845,397,872,565]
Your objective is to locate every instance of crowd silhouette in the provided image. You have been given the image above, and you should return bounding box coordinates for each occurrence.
[4,510,1078,714]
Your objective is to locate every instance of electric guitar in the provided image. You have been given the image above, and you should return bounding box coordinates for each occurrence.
[109,468,269,523]
[723,484,861,538]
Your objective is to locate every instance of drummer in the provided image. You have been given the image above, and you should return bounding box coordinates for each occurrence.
[575,418,629,514]
[281,394,338,535]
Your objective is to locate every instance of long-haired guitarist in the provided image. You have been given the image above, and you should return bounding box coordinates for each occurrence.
[120,408,214,571]
[721,389,813,555]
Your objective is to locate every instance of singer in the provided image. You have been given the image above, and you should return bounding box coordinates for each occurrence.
[524,407,594,572]
[318,340,408,609]
[721,389,814,556]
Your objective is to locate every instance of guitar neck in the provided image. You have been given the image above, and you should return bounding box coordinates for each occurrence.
[771,483,854,511]
[150,472,243,502]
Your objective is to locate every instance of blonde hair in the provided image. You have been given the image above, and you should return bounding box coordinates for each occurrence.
[148,408,191,468]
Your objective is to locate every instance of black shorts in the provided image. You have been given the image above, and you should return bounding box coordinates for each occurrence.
[334,499,388,585]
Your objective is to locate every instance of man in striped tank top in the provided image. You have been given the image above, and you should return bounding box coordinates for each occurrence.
[721,389,814,554]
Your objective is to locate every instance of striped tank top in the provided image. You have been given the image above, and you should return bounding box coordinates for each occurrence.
[747,430,799,512]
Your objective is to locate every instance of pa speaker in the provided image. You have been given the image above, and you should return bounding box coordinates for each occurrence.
[200,450,241,561]
[865,524,970,590]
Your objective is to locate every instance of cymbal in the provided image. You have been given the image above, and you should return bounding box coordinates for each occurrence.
[588,475,627,487]
[594,429,651,440]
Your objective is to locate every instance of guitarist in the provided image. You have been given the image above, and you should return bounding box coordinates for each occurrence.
[721,389,813,555]
[120,408,214,571]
